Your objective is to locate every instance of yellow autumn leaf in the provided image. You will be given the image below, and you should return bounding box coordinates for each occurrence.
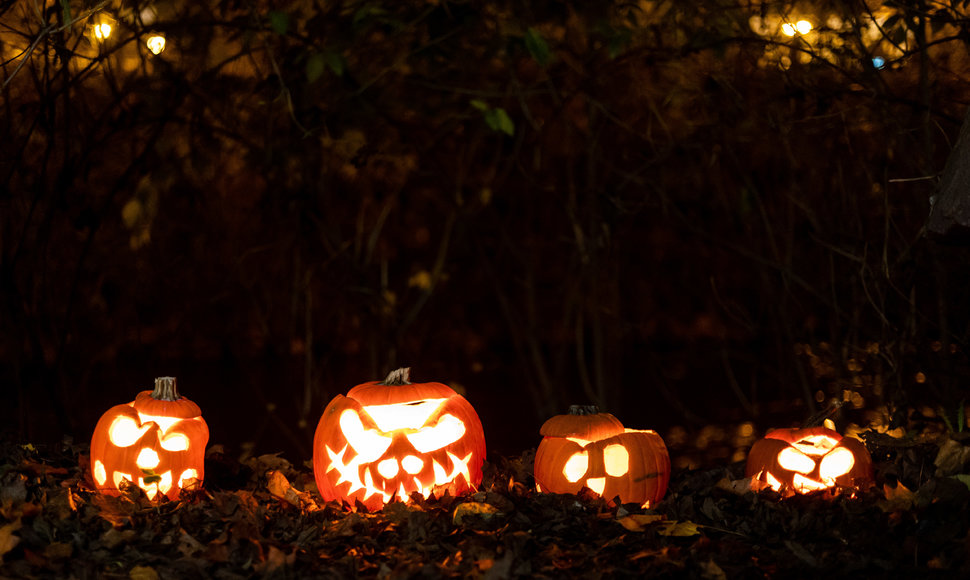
[657,520,702,537]
[616,513,664,532]
[129,565,159,580]
[453,501,501,525]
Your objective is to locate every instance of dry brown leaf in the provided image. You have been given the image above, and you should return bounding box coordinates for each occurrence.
[265,470,300,507]
[0,520,21,560]
[934,439,970,476]
[880,481,915,512]
[715,476,759,495]
[253,545,295,574]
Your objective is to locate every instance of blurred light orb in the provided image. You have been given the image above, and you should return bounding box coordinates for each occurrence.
[782,19,812,37]
[147,35,166,55]
[140,7,158,25]
[872,56,886,69]
[93,23,112,40]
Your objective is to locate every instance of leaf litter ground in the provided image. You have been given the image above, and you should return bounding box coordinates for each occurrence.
[1,439,968,578]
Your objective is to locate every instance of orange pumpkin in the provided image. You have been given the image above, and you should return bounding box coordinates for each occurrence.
[90,377,209,500]
[534,406,670,506]
[745,426,873,495]
[312,367,486,510]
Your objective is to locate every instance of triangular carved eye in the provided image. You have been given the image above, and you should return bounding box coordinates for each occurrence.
[406,414,466,452]
[339,409,392,461]
[777,447,816,474]
[563,450,589,482]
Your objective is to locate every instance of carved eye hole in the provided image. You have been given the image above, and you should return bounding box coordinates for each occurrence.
[406,414,466,453]
[819,447,856,479]
[777,447,816,474]
[603,444,630,477]
[160,432,190,451]
[563,450,589,482]
[339,409,392,461]
[108,416,149,447]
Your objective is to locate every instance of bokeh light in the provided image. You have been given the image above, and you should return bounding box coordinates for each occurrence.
[93,23,112,41]
[147,35,166,55]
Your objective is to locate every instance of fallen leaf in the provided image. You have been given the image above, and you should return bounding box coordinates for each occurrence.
[784,540,817,567]
[253,544,295,574]
[880,481,915,511]
[265,470,300,507]
[698,558,727,580]
[953,474,970,491]
[453,501,502,525]
[934,439,970,475]
[128,565,159,580]
[616,513,664,532]
[178,530,206,558]
[657,520,702,537]
[716,476,758,495]
[0,519,22,560]
[43,541,72,560]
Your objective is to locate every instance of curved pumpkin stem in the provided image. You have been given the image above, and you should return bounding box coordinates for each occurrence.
[151,376,181,401]
[568,405,601,416]
[380,367,412,386]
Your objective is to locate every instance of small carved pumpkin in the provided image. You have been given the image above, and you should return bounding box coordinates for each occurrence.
[534,406,670,506]
[90,377,209,500]
[745,426,873,495]
[313,367,486,510]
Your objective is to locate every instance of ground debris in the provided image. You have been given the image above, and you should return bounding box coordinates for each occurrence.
[0,440,968,578]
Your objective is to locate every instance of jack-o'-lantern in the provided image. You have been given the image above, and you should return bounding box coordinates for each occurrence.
[90,377,209,500]
[745,426,873,495]
[313,367,486,510]
[534,406,670,506]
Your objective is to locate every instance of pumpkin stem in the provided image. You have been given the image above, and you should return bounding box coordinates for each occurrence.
[151,376,181,401]
[568,405,600,415]
[380,367,412,386]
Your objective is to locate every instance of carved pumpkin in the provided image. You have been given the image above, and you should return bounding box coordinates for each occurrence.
[90,377,209,500]
[313,367,486,510]
[745,426,873,495]
[534,406,671,506]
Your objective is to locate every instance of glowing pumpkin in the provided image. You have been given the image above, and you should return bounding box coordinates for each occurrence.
[90,377,209,500]
[534,406,670,506]
[745,426,873,495]
[312,367,486,510]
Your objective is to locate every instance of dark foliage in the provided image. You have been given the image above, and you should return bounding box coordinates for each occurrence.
[3,0,970,463]
[1,440,968,578]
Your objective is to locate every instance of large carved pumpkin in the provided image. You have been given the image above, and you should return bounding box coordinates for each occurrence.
[90,377,209,500]
[313,368,486,510]
[534,406,670,506]
[745,426,873,495]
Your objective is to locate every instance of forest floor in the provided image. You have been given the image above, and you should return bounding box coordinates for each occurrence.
[0,436,967,579]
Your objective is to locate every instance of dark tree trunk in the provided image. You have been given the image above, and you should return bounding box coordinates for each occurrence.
[927,107,970,241]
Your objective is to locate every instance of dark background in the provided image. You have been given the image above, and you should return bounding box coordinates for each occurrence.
[3,0,970,466]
